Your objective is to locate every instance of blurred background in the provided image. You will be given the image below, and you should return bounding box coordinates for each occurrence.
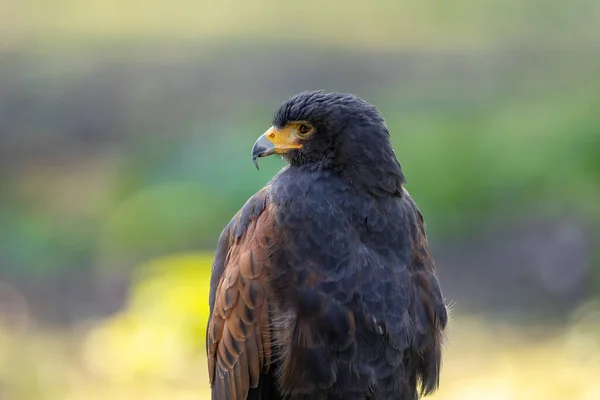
[1,1,600,399]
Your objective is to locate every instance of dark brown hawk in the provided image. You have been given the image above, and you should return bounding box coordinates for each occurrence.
[206,91,448,400]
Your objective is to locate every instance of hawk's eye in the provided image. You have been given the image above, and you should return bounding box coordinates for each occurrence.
[297,123,312,136]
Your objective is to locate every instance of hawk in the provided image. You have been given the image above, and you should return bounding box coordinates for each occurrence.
[207,91,447,400]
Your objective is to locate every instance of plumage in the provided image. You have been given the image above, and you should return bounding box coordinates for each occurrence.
[207,91,448,400]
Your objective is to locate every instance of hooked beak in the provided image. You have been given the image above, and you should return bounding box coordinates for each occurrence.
[251,126,303,170]
[251,133,276,170]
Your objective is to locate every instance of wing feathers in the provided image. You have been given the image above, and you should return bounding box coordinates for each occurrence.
[404,193,447,396]
[207,190,274,400]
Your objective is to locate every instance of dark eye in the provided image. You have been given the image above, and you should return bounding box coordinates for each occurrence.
[298,123,312,136]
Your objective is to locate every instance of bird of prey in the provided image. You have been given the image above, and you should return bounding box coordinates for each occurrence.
[206,91,447,400]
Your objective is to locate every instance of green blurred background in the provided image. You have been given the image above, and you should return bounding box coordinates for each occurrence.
[1,1,600,399]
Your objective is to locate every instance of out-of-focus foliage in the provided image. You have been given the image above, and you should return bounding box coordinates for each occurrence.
[386,88,600,235]
[83,252,212,381]
[5,0,600,49]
